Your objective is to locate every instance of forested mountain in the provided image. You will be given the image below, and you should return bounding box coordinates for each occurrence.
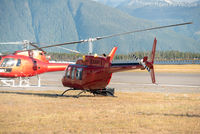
[0,0,199,54]
[117,0,200,41]
[94,0,200,48]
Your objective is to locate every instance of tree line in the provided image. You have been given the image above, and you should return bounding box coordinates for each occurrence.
[48,51,200,61]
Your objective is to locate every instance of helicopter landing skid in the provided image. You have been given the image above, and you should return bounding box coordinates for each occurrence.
[91,88,115,97]
[0,79,15,87]
[60,88,115,98]
[60,88,86,98]
[0,76,41,87]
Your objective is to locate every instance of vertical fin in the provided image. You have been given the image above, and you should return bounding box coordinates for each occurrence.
[150,38,157,64]
[144,38,157,84]
[108,47,118,61]
[150,38,157,84]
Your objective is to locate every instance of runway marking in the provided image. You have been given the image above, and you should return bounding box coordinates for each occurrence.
[157,84,200,88]
[110,82,127,85]
[111,82,200,88]
[136,83,200,88]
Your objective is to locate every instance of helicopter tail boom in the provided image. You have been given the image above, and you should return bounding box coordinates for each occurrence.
[46,63,69,72]
[110,38,157,84]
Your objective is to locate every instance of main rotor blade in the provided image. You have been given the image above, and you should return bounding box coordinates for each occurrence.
[34,40,85,49]
[56,46,80,54]
[0,42,23,45]
[29,43,47,53]
[28,22,192,50]
[96,22,192,40]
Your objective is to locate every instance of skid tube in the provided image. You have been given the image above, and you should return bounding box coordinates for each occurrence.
[61,88,115,98]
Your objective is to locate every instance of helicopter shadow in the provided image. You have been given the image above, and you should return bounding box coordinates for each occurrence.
[0,91,93,98]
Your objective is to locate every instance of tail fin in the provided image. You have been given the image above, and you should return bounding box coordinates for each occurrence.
[108,47,118,61]
[150,38,157,64]
[145,38,157,84]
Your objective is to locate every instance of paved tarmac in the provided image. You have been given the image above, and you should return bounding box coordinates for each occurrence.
[110,72,200,93]
[0,71,200,93]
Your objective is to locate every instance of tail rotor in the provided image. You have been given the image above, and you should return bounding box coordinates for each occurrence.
[149,38,157,83]
[132,38,157,84]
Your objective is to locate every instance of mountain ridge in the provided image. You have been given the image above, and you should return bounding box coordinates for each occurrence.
[94,0,200,52]
[0,0,199,54]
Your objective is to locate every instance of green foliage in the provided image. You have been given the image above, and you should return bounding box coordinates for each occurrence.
[48,51,200,61]
[48,52,83,61]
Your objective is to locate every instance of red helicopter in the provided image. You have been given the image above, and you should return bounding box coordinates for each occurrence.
[61,38,156,97]
[0,40,77,86]
[21,22,190,97]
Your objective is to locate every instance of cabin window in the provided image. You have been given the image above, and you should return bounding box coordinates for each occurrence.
[66,66,71,78]
[76,68,83,80]
[33,60,37,70]
[0,58,16,67]
[71,67,76,80]
[16,59,21,66]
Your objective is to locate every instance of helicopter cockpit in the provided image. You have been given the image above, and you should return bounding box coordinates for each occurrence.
[1,58,16,67]
[0,58,21,67]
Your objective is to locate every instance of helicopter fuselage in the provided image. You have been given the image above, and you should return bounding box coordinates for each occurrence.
[62,53,145,90]
[0,51,69,78]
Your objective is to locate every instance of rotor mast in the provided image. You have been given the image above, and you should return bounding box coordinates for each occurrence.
[23,40,30,50]
[88,38,97,54]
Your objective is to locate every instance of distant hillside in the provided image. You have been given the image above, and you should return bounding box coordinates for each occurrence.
[117,0,200,40]
[94,0,200,51]
[0,0,199,54]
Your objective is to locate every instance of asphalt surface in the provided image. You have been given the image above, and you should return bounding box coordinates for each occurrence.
[0,71,200,93]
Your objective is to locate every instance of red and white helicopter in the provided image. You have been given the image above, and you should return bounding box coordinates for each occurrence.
[0,40,79,87]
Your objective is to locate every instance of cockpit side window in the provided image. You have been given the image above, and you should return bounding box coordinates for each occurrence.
[76,68,83,80]
[0,56,2,62]
[0,58,16,67]
[66,66,71,78]
[16,59,21,66]
[71,67,76,80]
